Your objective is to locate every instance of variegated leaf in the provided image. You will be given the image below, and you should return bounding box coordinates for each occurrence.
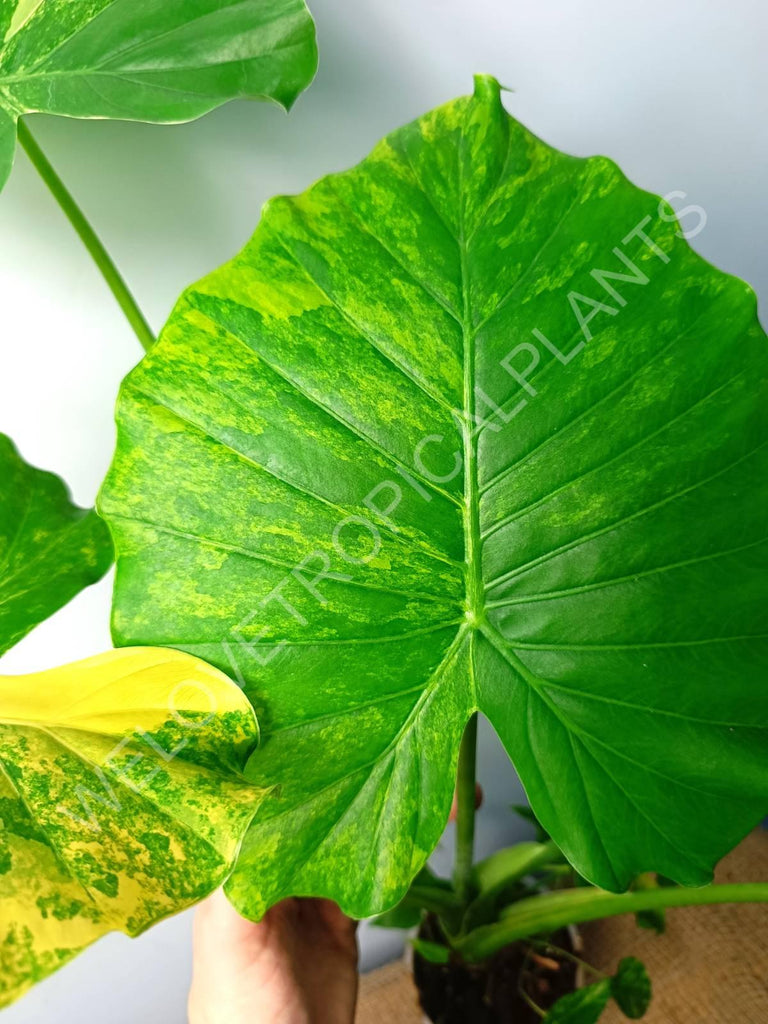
[0,647,264,1007]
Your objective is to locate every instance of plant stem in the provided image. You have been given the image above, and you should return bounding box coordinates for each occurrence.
[16,118,155,352]
[454,712,478,903]
[517,949,546,1019]
[457,882,768,962]
[517,985,545,1019]
[529,940,606,980]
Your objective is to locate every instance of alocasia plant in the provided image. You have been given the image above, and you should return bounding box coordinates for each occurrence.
[0,433,112,655]
[98,74,768,926]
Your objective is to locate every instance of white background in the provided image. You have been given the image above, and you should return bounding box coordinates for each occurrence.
[0,0,766,1020]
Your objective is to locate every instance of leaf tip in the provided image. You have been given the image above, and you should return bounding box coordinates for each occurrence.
[472,74,513,107]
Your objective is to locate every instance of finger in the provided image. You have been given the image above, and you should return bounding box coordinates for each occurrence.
[449,783,483,822]
[194,887,260,944]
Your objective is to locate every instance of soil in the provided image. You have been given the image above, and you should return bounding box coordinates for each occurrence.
[413,916,578,1024]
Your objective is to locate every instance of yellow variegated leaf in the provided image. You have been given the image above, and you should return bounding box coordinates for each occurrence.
[0,647,264,1007]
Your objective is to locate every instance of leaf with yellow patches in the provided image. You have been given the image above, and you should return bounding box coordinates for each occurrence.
[100,75,768,919]
[0,647,264,1008]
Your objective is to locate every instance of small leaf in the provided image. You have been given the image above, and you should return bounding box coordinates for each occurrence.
[0,647,264,1007]
[543,981,612,1023]
[473,841,560,894]
[0,0,317,190]
[611,957,652,1019]
[0,433,113,655]
[632,873,666,934]
[464,841,560,930]
[411,938,451,964]
[100,75,768,919]
[635,908,665,934]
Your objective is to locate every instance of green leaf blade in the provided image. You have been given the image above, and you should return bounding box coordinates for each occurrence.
[101,75,768,918]
[543,980,612,1024]
[411,937,451,965]
[228,629,474,919]
[0,434,113,656]
[0,0,317,187]
[611,957,652,1019]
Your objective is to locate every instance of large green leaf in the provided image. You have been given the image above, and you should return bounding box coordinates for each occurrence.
[0,646,264,1006]
[0,0,317,190]
[0,433,113,656]
[99,75,768,919]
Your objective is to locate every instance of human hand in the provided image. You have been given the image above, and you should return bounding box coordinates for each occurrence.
[188,889,358,1024]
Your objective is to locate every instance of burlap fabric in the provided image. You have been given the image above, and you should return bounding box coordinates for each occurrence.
[357,830,768,1023]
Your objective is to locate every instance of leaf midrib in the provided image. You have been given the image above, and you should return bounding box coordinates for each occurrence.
[391,95,502,701]
[457,106,484,666]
